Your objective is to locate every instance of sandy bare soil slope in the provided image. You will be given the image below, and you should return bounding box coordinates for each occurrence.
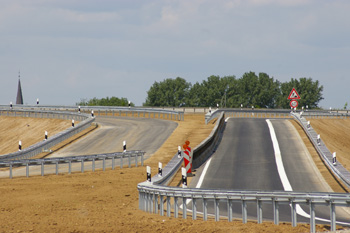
[0,116,72,155]
[0,114,347,232]
[307,118,350,172]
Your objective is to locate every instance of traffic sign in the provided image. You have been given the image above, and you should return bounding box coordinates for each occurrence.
[290,100,299,108]
[288,88,301,100]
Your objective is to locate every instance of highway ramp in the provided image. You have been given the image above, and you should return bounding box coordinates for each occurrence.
[189,118,350,224]
[48,116,177,159]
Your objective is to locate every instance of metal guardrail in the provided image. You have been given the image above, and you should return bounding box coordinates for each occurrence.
[138,183,350,232]
[292,112,350,188]
[0,151,145,178]
[0,109,95,160]
[139,110,350,232]
[204,108,349,124]
[0,105,184,121]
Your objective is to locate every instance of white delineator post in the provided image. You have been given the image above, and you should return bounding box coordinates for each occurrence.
[317,134,321,145]
[209,107,212,115]
[91,110,94,118]
[182,167,187,188]
[123,140,126,152]
[333,152,337,166]
[177,146,182,158]
[146,166,151,182]
[158,162,162,177]
[10,102,12,110]
[128,101,131,108]
[72,119,75,127]
[36,98,39,105]
[307,121,310,130]
[78,106,81,113]
[19,140,22,151]
[44,131,48,141]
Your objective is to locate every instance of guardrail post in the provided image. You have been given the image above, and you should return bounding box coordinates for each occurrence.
[227,199,232,222]
[159,194,164,216]
[273,198,279,225]
[120,156,123,168]
[330,201,336,231]
[166,196,171,217]
[257,199,263,224]
[155,194,159,214]
[26,162,29,177]
[242,199,247,224]
[174,196,179,218]
[128,155,131,168]
[135,155,138,167]
[68,160,72,174]
[92,158,95,172]
[291,200,297,227]
[55,161,59,175]
[9,163,13,179]
[310,201,316,233]
[112,157,115,170]
[41,161,44,176]
[150,193,154,213]
[192,198,197,220]
[183,196,187,219]
[214,197,220,221]
[103,157,106,171]
[203,198,208,221]
[141,153,144,166]
[81,160,84,173]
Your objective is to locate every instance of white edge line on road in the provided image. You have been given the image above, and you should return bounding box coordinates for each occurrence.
[266,119,350,225]
[196,157,213,189]
[181,157,213,207]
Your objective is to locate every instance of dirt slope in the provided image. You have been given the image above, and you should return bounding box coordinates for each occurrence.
[0,116,72,155]
[0,115,346,232]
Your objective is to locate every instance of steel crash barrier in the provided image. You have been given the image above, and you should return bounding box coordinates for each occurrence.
[139,110,350,233]
[0,109,95,161]
[0,151,145,178]
[292,112,350,189]
[0,105,184,121]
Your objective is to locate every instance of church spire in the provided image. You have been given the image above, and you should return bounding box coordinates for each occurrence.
[16,71,23,105]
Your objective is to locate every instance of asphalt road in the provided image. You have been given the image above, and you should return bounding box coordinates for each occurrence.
[189,118,350,224]
[0,117,177,177]
[48,116,178,158]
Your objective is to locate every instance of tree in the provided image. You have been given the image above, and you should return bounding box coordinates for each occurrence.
[144,77,191,107]
[277,78,323,109]
[76,96,133,106]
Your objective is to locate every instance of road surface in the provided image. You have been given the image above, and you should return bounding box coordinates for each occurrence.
[189,118,350,224]
[0,117,177,177]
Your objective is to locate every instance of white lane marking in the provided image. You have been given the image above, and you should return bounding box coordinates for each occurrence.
[196,157,213,188]
[266,119,292,191]
[266,119,350,225]
[180,157,213,208]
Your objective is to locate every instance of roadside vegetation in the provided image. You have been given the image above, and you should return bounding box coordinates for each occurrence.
[77,71,324,109]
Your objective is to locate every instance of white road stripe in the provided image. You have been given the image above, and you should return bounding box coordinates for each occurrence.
[196,157,212,188]
[266,119,350,225]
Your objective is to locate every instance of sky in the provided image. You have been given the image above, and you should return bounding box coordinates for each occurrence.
[1,0,349,108]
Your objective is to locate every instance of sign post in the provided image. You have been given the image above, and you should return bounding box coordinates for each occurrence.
[288,88,301,109]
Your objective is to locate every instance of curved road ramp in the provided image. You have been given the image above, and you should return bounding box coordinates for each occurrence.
[138,110,350,233]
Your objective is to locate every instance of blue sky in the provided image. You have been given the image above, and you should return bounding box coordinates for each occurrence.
[1,0,349,108]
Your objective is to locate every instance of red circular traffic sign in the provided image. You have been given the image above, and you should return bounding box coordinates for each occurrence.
[290,100,298,108]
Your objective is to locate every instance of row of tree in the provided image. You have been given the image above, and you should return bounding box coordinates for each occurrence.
[77,96,134,107]
[144,72,324,109]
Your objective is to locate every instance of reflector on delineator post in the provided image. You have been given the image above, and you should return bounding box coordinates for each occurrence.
[146,166,151,182]
[333,152,337,166]
[158,162,162,177]
[182,167,187,188]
